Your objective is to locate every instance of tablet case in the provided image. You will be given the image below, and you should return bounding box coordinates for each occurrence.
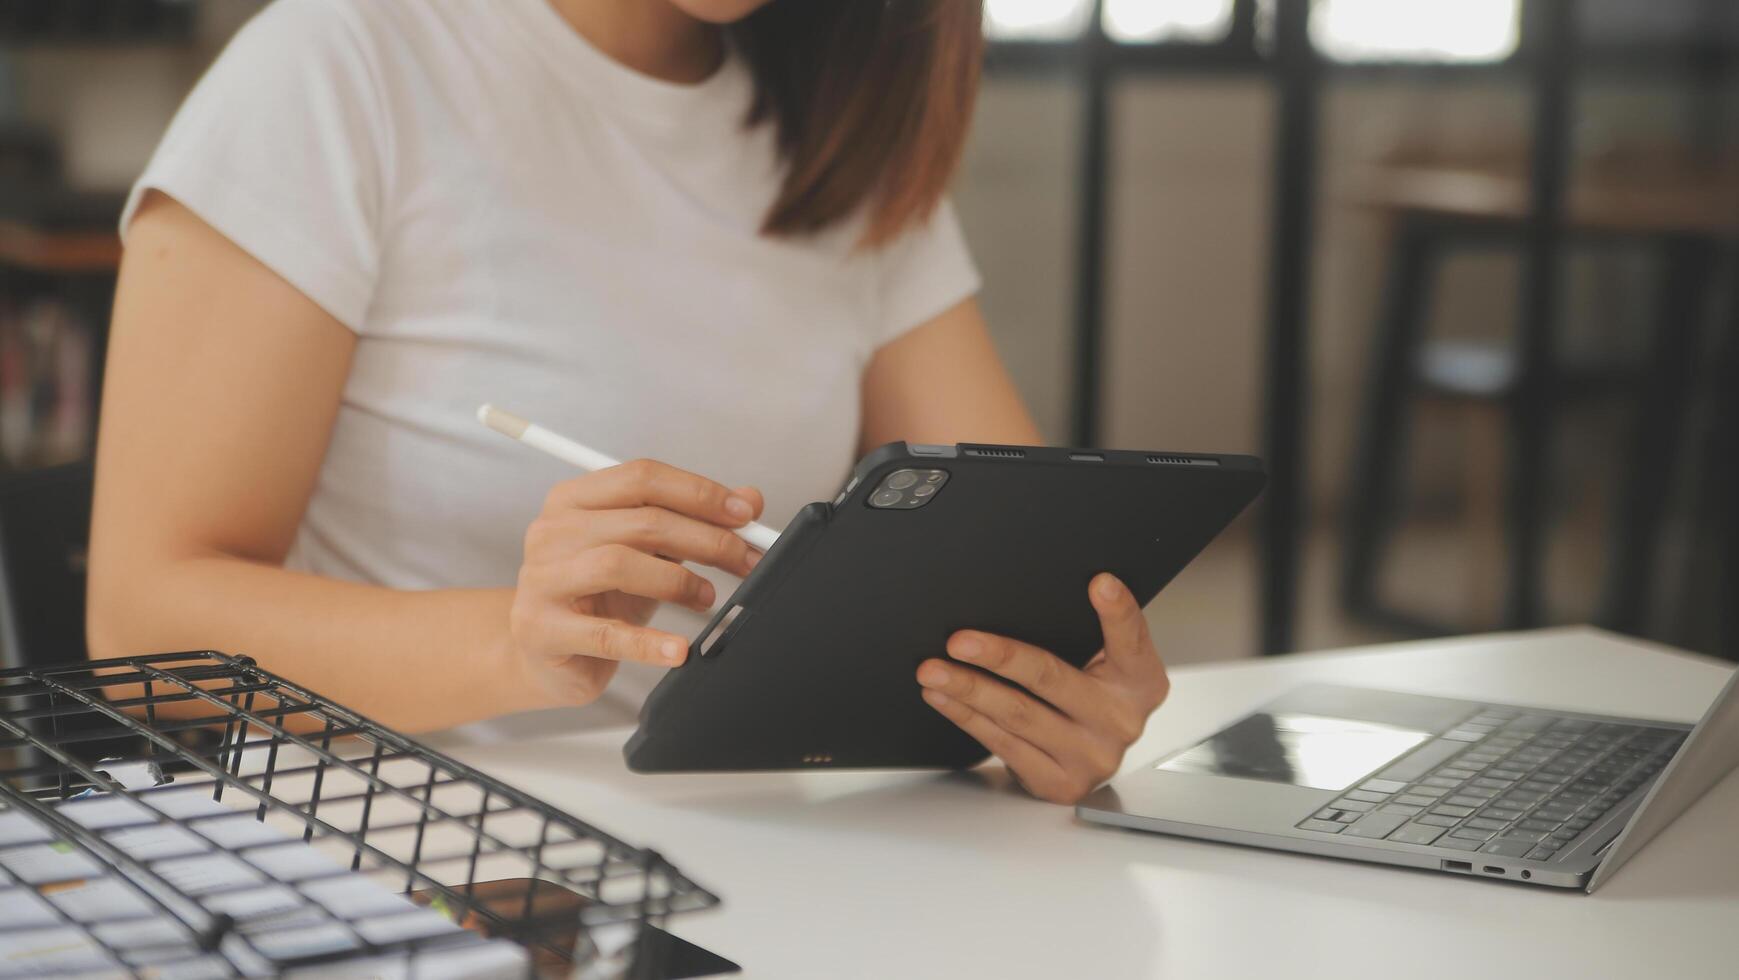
[625,443,1265,772]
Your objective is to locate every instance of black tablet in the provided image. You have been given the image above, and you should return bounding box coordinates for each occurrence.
[624,442,1264,773]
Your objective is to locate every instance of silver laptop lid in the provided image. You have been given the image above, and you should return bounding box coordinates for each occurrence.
[1587,666,1739,891]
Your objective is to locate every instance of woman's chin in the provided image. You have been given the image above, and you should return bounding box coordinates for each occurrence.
[667,0,774,25]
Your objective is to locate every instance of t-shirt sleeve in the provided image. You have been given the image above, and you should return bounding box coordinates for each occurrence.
[873,198,983,349]
[119,0,390,331]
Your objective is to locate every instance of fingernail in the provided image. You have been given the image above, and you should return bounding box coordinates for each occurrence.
[662,639,686,664]
[698,582,716,607]
[922,689,951,707]
[1096,575,1122,602]
[745,549,763,570]
[918,662,949,687]
[951,636,982,661]
[725,496,753,520]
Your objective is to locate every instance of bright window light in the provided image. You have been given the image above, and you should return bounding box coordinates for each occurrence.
[1103,0,1235,44]
[984,0,1093,41]
[1312,0,1521,63]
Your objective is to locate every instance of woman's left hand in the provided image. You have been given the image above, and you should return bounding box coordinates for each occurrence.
[916,572,1171,805]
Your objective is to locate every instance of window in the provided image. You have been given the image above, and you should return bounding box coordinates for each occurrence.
[1103,0,1236,44]
[1310,0,1522,63]
[983,0,1523,63]
[984,0,1093,41]
[984,0,1237,44]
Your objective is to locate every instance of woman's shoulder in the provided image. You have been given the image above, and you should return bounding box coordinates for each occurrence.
[213,0,387,81]
[226,0,526,100]
[225,0,481,68]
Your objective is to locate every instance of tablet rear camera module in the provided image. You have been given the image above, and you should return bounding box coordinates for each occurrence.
[886,470,920,490]
[868,468,949,509]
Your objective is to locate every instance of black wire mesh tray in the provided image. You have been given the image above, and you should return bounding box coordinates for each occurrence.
[0,651,720,977]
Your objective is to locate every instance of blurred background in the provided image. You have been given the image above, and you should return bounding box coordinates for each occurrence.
[1,0,1734,666]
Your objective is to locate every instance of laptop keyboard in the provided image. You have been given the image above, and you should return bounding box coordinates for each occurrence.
[1296,709,1685,861]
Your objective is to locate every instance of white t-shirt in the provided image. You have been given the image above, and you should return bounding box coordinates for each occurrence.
[121,0,979,737]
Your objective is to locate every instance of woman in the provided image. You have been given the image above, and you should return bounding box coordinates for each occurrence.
[88,0,1169,805]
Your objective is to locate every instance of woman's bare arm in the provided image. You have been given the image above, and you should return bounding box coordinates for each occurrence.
[858,298,1043,452]
[94,195,766,732]
[88,193,548,731]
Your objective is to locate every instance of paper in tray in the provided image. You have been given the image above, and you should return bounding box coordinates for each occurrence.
[0,650,722,978]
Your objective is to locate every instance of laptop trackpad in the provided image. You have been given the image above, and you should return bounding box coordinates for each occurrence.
[1157,712,1432,792]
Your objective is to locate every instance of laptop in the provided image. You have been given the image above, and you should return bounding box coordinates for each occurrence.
[1077,669,1739,890]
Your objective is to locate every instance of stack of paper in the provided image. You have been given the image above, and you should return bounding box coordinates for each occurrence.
[0,787,530,978]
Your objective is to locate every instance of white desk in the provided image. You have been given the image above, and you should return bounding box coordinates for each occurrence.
[441,628,1739,979]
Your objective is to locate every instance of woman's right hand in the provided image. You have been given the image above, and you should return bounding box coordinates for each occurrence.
[509,459,765,706]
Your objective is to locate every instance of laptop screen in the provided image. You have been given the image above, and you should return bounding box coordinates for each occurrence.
[1587,667,1739,891]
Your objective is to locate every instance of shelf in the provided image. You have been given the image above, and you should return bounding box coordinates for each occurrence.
[1342,165,1739,237]
[0,220,122,275]
[0,0,194,46]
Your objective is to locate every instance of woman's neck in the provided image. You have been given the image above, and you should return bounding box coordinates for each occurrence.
[548,0,724,84]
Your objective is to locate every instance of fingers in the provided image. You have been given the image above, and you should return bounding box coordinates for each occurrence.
[915,577,1170,805]
[918,688,1090,805]
[917,659,1122,780]
[524,612,691,669]
[1088,573,1169,708]
[729,485,765,522]
[511,545,701,670]
[531,508,759,577]
[1089,573,1147,662]
[946,630,1100,721]
[515,460,763,680]
[525,543,716,612]
[917,659,1072,747]
[511,550,693,667]
[546,458,760,529]
[948,631,1147,746]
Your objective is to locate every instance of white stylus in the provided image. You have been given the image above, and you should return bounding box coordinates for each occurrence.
[477,404,781,552]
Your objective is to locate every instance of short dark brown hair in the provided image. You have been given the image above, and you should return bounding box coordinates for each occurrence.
[732,0,984,247]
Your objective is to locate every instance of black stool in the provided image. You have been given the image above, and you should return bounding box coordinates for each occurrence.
[0,461,145,762]
[1340,170,1727,638]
